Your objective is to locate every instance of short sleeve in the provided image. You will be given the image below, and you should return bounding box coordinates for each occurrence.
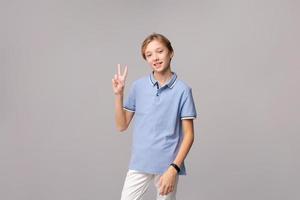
[180,88,197,120]
[123,82,136,112]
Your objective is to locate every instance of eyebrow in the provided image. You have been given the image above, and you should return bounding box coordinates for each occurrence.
[145,48,164,54]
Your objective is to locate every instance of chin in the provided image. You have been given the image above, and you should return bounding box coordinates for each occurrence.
[153,67,164,73]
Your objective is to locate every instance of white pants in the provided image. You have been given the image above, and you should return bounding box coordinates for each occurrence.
[120,170,179,200]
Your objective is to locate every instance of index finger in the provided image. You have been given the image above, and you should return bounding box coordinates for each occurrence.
[117,64,121,76]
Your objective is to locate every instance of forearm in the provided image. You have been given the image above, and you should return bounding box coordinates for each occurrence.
[115,94,127,131]
[173,130,194,167]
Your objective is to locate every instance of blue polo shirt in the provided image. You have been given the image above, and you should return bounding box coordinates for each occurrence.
[123,72,197,175]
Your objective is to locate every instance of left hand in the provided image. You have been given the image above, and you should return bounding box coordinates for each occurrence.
[158,166,178,196]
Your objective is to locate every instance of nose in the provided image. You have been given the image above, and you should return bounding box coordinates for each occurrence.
[153,53,159,61]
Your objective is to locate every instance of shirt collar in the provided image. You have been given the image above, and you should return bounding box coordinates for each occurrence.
[149,71,177,89]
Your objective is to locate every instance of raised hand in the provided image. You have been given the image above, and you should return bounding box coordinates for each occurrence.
[112,64,128,95]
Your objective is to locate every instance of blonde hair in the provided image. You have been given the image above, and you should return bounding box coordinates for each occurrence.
[141,33,174,60]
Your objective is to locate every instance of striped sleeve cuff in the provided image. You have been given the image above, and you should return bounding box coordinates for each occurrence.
[123,107,135,112]
[181,116,196,120]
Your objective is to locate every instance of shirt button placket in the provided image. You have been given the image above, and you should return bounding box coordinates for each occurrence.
[155,89,160,102]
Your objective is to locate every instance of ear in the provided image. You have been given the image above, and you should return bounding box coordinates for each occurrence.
[170,52,174,60]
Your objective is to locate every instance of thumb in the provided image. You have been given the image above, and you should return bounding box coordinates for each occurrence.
[112,79,116,87]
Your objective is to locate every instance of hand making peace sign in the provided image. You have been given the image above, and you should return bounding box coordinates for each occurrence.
[112,64,128,95]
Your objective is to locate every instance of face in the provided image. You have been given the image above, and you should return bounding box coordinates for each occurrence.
[144,40,173,73]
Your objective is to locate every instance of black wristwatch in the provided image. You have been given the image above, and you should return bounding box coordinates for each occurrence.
[170,163,180,173]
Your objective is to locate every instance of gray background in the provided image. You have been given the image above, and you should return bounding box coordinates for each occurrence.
[1,0,299,199]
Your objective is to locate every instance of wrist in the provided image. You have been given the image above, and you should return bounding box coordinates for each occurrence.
[168,166,177,175]
[115,92,124,97]
[170,163,180,174]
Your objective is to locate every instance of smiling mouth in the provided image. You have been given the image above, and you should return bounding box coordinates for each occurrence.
[154,61,163,66]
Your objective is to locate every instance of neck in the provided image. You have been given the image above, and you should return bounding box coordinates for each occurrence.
[153,68,173,86]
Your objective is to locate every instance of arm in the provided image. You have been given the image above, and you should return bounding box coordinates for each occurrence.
[159,119,195,195]
[172,119,195,167]
[112,64,134,132]
[114,94,134,132]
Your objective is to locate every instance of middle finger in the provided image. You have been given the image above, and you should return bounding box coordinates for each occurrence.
[122,65,128,78]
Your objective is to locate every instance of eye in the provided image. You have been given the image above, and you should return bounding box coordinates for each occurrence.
[146,54,151,58]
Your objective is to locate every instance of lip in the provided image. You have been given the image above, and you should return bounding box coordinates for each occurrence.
[153,61,163,66]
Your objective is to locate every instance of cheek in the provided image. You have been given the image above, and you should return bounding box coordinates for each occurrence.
[146,58,152,64]
[163,55,171,61]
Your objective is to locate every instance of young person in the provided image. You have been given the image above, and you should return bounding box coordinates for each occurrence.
[112,33,197,200]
